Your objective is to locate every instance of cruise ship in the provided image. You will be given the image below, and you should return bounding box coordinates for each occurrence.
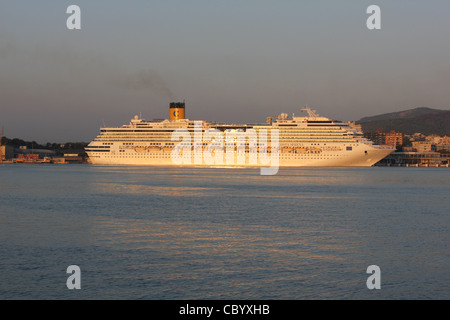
[86,102,394,167]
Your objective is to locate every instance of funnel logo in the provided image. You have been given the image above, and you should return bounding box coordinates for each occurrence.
[171,121,279,175]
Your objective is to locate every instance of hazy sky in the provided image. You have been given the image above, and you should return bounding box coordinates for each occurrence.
[1,0,450,142]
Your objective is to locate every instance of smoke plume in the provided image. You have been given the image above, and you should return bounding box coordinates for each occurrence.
[113,69,175,99]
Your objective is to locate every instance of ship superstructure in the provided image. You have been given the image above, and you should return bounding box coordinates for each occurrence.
[86,102,394,167]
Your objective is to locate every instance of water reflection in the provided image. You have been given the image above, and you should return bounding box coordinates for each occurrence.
[93,183,222,197]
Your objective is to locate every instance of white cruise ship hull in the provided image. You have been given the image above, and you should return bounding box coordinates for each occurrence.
[86,144,393,167]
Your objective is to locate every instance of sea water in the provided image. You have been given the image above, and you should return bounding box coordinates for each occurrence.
[0,164,448,299]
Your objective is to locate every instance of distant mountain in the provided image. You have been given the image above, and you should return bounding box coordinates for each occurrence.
[356,107,450,136]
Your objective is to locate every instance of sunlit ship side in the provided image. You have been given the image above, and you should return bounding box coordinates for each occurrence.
[85,102,394,167]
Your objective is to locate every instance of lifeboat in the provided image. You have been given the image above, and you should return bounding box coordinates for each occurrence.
[295,147,308,153]
[282,147,294,153]
[309,147,322,153]
[134,146,147,153]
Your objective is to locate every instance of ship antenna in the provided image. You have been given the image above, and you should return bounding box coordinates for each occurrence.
[301,105,319,118]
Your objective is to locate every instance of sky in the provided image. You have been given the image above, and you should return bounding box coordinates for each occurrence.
[1,0,450,143]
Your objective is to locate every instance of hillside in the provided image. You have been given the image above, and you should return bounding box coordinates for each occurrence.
[356,107,450,136]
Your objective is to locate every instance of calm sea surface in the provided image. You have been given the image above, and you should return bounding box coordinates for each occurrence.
[0,164,448,299]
